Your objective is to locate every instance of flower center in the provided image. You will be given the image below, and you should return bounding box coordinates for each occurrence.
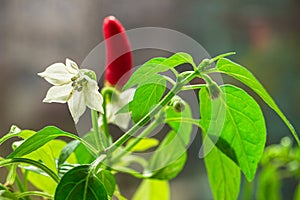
[71,75,88,92]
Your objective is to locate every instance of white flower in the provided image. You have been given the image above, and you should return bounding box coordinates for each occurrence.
[99,88,135,130]
[38,58,103,123]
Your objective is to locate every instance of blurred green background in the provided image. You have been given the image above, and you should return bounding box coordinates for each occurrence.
[0,0,299,199]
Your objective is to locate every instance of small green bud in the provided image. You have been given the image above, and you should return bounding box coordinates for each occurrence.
[198,58,212,71]
[170,96,185,112]
[207,82,220,100]
[173,101,185,112]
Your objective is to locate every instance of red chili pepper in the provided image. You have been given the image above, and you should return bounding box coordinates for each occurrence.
[103,16,133,88]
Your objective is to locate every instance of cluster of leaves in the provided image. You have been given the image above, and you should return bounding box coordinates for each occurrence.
[0,52,299,200]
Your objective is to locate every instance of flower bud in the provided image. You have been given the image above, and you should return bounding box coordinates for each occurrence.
[207,81,220,100]
[103,16,133,89]
[170,96,185,112]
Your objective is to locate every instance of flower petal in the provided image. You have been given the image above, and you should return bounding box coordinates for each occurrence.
[66,58,80,74]
[38,63,73,85]
[119,88,135,105]
[68,90,86,124]
[83,79,104,113]
[113,112,131,129]
[43,84,73,103]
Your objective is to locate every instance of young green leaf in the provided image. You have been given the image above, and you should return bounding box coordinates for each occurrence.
[123,57,166,90]
[199,85,266,181]
[203,136,241,200]
[126,138,159,152]
[162,52,195,69]
[130,79,166,123]
[55,165,107,200]
[132,179,170,200]
[123,52,195,90]
[214,58,300,145]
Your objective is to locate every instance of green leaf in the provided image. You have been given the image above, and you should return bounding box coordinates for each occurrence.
[74,142,96,164]
[123,52,195,90]
[203,136,241,200]
[7,126,96,158]
[215,58,300,145]
[199,85,266,181]
[130,79,166,123]
[55,165,107,200]
[144,101,192,179]
[126,138,159,152]
[28,141,77,193]
[20,139,77,194]
[132,179,170,200]
[145,131,187,180]
[123,57,166,90]
[58,140,81,166]
[162,52,195,69]
[96,170,116,197]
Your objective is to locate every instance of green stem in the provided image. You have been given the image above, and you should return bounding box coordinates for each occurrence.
[91,109,105,152]
[165,117,201,128]
[0,158,59,183]
[182,84,205,90]
[106,71,197,154]
[101,93,112,147]
[162,75,176,86]
[211,52,236,62]
[16,191,53,199]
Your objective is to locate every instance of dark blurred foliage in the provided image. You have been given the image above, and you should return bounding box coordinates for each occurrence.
[0,0,299,199]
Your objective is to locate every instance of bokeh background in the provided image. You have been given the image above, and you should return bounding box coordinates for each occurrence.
[0,0,299,199]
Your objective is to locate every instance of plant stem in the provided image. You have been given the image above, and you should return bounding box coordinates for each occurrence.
[91,109,105,152]
[165,117,201,127]
[106,71,197,154]
[101,93,112,147]
[182,84,205,90]
[16,191,53,199]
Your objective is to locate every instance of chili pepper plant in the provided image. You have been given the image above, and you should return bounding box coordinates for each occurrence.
[0,16,299,200]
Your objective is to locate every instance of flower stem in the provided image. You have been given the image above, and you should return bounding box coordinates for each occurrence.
[91,109,105,152]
